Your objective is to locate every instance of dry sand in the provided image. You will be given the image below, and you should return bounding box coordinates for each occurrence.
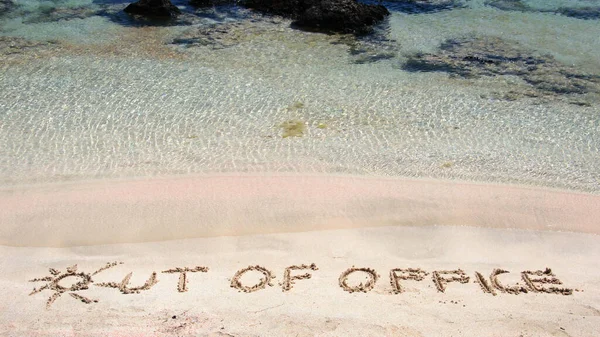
[1,174,599,336]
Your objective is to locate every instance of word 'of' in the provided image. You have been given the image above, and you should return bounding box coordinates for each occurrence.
[29,263,573,309]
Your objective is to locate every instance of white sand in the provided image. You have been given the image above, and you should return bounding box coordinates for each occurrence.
[1,175,599,336]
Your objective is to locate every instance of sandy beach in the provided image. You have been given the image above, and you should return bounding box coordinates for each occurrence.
[2,0,600,334]
[1,175,599,336]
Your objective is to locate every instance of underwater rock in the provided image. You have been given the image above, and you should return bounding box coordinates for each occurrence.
[403,36,600,97]
[124,0,181,18]
[171,16,283,49]
[484,0,534,12]
[348,45,396,63]
[23,6,98,24]
[189,0,213,6]
[244,0,309,18]
[0,0,14,14]
[189,0,236,7]
[555,6,600,20]
[0,36,58,56]
[485,0,600,20]
[382,0,465,14]
[172,23,246,49]
[332,26,398,64]
[244,0,390,34]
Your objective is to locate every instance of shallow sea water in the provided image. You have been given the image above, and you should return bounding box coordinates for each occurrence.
[1,0,599,191]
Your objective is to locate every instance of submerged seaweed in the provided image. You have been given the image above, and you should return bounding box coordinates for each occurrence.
[171,14,284,49]
[555,6,600,20]
[1,0,15,15]
[403,36,600,99]
[280,119,306,138]
[360,0,465,14]
[386,0,465,14]
[484,0,600,20]
[331,22,398,64]
[349,46,396,63]
[22,6,98,24]
[484,0,534,12]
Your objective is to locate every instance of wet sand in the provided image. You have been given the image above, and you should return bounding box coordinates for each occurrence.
[1,174,599,247]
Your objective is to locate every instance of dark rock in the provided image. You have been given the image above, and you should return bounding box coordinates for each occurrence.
[124,0,181,18]
[381,0,465,14]
[295,0,389,33]
[403,36,600,97]
[555,6,600,20]
[245,0,304,18]
[244,0,389,33]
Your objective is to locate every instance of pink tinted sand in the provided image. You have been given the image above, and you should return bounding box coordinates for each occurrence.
[1,174,599,247]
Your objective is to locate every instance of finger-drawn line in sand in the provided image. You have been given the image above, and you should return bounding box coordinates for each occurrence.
[474,271,497,296]
[521,268,573,295]
[432,269,470,293]
[29,262,123,309]
[389,268,429,294]
[489,269,528,295]
[96,272,158,294]
[92,261,122,275]
[230,265,276,293]
[281,263,318,291]
[339,267,380,293]
[162,266,209,293]
[69,293,97,304]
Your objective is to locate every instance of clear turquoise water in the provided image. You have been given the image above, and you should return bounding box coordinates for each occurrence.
[1,0,599,191]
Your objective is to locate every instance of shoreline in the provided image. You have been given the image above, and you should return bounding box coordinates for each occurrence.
[2,173,599,247]
[4,171,600,196]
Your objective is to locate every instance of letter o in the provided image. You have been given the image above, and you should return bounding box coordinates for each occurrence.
[230,265,276,293]
[339,267,379,293]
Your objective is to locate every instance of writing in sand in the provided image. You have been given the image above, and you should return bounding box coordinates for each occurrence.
[29,262,575,309]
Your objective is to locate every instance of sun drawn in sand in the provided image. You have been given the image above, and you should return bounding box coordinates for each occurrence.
[29,262,122,309]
